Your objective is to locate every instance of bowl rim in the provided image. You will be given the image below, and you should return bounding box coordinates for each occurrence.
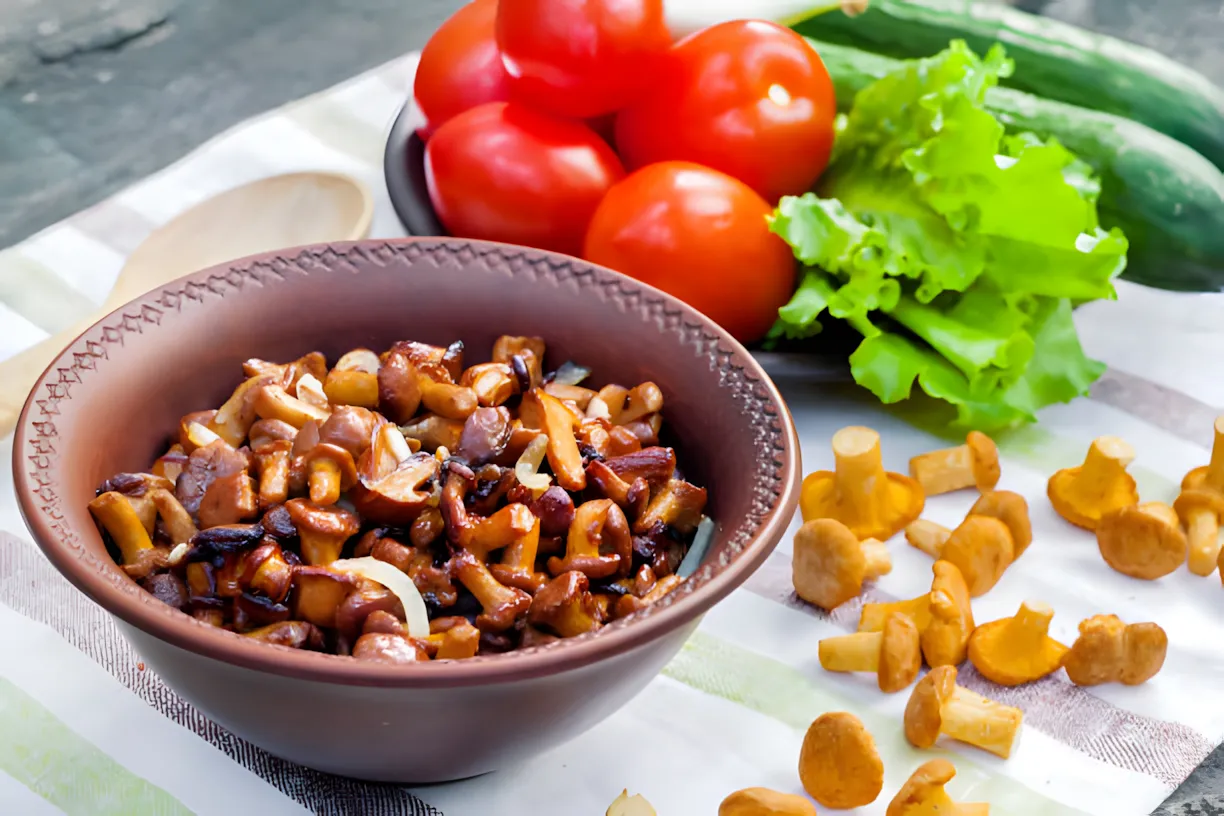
[13,237,801,688]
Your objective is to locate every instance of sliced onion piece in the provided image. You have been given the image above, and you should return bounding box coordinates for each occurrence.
[585,396,611,421]
[552,361,591,386]
[385,425,414,464]
[335,348,380,374]
[167,542,191,567]
[329,557,430,639]
[295,373,330,410]
[186,422,225,449]
[515,433,552,492]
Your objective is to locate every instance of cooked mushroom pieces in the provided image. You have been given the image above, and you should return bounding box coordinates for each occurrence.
[284,499,359,566]
[351,632,430,664]
[96,335,708,661]
[456,406,512,465]
[548,499,627,580]
[349,452,440,526]
[451,549,532,633]
[175,440,250,518]
[528,571,603,638]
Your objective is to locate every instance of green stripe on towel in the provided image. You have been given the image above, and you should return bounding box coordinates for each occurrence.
[663,631,1089,815]
[0,677,193,815]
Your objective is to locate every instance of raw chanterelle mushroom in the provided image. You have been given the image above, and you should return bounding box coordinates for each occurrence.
[1181,415,1224,493]
[798,711,884,809]
[800,425,924,540]
[905,515,1013,597]
[925,561,975,667]
[967,600,1068,686]
[1095,501,1187,580]
[887,760,991,816]
[607,790,656,816]
[1047,435,1139,530]
[719,789,818,816]
[819,611,922,693]
[904,665,1023,759]
[1062,614,1167,686]
[858,560,974,668]
[968,490,1032,558]
[1173,485,1224,576]
[908,431,1000,496]
[1169,397,1224,569]
[792,518,892,611]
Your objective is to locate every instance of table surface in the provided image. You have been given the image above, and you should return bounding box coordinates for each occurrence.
[1,0,1222,811]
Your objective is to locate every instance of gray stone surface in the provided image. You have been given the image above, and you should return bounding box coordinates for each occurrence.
[0,0,464,246]
[0,0,1221,808]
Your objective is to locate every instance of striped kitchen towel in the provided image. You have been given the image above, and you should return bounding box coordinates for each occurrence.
[2,50,1224,816]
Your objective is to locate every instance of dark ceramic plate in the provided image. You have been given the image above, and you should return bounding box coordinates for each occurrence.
[382,101,853,384]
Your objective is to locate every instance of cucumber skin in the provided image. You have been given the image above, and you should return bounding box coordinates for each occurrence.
[793,0,1224,171]
[809,38,1224,293]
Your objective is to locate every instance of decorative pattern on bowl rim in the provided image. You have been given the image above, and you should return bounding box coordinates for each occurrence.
[18,238,794,672]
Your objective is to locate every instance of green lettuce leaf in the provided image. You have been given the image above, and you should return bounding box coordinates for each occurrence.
[770,39,1127,432]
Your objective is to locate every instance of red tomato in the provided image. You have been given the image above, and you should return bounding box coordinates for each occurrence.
[615,21,837,203]
[414,0,512,140]
[426,102,625,257]
[583,162,796,343]
[496,0,671,119]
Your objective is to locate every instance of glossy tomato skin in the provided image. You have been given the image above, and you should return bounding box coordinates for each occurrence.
[414,0,512,140]
[615,20,837,204]
[496,0,671,119]
[426,102,625,258]
[584,162,796,343]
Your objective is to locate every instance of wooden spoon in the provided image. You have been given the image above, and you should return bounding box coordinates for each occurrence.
[0,171,374,437]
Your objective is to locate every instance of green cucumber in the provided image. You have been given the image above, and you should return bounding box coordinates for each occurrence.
[808,38,1224,293]
[791,0,1224,171]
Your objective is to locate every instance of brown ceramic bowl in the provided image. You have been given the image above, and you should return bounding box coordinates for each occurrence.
[13,237,800,784]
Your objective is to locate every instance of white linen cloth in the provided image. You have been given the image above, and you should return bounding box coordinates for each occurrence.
[1,51,1221,816]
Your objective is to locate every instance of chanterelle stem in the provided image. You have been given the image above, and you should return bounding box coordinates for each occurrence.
[832,426,890,522]
[1073,436,1133,500]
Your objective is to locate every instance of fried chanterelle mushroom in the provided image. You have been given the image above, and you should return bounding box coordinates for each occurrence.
[801,426,924,541]
[905,515,1013,597]
[819,611,922,693]
[1096,501,1187,580]
[92,335,709,661]
[799,712,883,809]
[792,518,891,611]
[1062,614,1167,687]
[904,665,1023,759]
[719,789,818,816]
[908,431,1000,496]
[859,560,974,668]
[1047,435,1139,530]
[887,760,991,816]
[967,600,1068,686]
